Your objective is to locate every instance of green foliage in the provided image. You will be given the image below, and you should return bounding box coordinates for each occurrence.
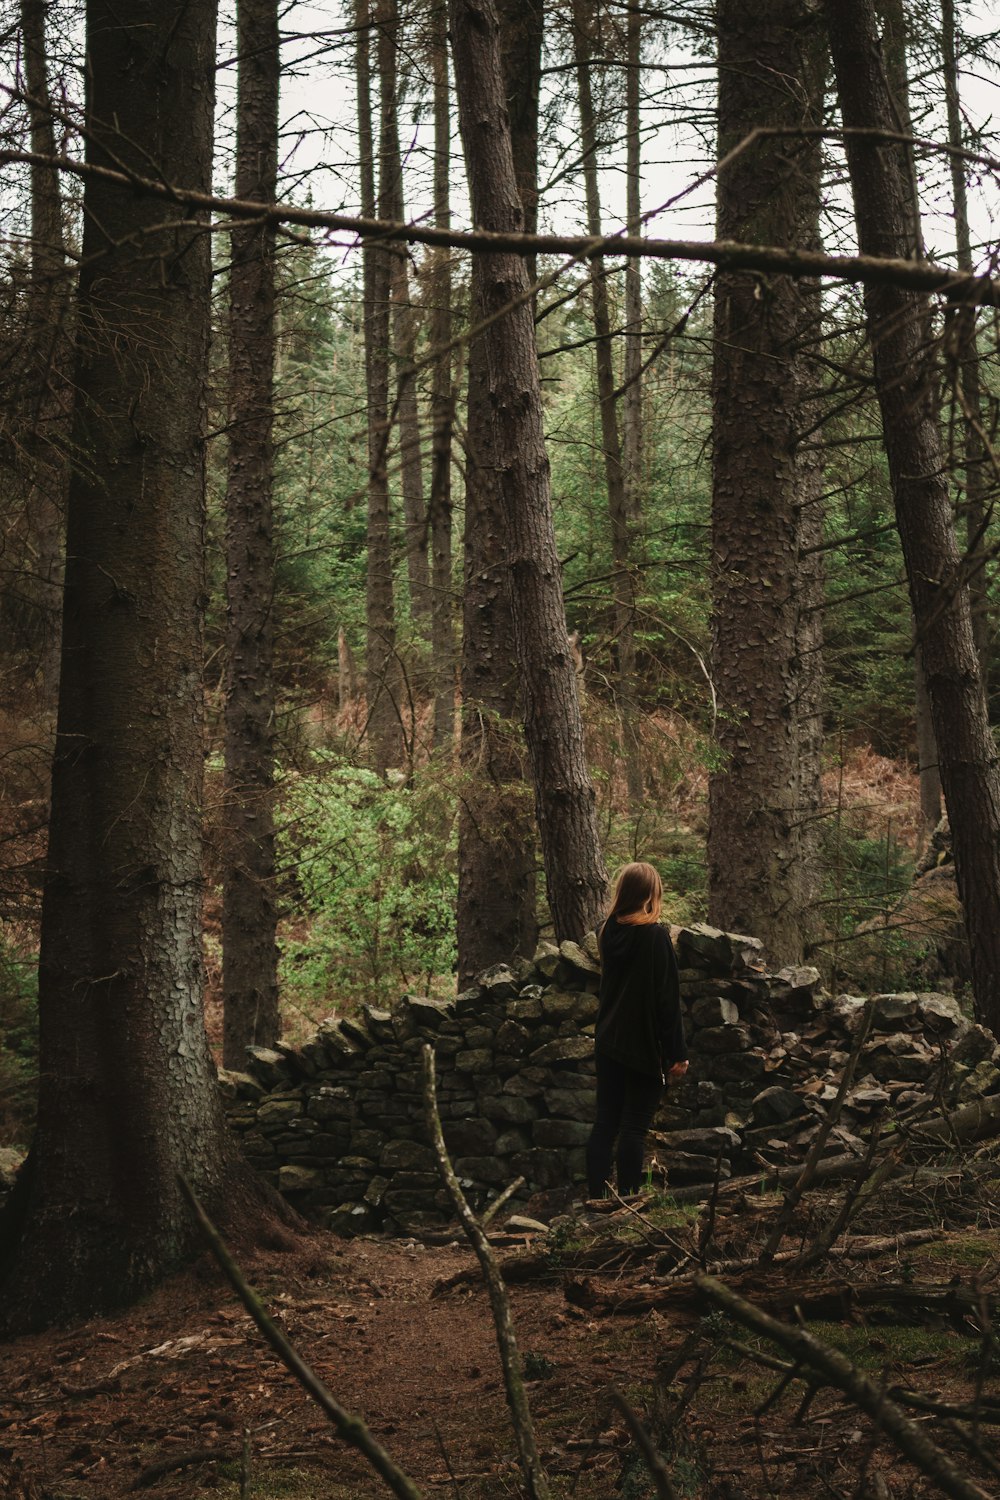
[822,823,913,932]
[523,1350,557,1381]
[272,258,369,680]
[601,810,707,927]
[277,755,458,1015]
[817,816,924,989]
[0,937,37,1146]
[820,425,914,752]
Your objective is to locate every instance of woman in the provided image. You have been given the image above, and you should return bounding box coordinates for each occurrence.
[585,862,689,1198]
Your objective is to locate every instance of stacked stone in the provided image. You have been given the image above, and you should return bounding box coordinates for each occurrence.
[649,923,781,1184]
[221,942,603,1235]
[220,922,1000,1235]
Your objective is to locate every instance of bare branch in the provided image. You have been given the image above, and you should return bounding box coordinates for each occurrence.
[177,1175,424,1500]
[421,1045,551,1500]
[2,146,1000,303]
[696,1273,994,1500]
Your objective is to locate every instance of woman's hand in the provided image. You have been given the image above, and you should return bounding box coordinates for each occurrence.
[667,1060,689,1080]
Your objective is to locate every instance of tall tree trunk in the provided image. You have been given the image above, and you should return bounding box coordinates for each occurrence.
[826,0,1000,1032]
[0,0,272,1334]
[383,44,430,633]
[450,0,608,942]
[877,0,942,836]
[429,8,455,749]
[21,0,69,704]
[362,0,406,774]
[941,0,989,681]
[621,1,643,524]
[455,0,543,977]
[571,0,643,814]
[795,35,828,948]
[457,320,539,983]
[394,272,431,631]
[708,0,824,964]
[221,0,281,1069]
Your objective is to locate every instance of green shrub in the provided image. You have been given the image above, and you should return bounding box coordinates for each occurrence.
[0,940,38,1146]
[277,756,457,1015]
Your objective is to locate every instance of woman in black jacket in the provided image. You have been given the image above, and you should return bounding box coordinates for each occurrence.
[585,862,688,1198]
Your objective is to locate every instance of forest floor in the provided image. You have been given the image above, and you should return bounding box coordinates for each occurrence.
[2,1180,999,1500]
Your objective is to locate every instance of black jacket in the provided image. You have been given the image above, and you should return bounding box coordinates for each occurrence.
[594,917,687,1079]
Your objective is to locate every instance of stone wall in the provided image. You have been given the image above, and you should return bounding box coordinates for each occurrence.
[221,924,998,1234]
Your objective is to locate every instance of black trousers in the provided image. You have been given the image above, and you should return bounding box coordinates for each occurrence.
[585,1051,663,1197]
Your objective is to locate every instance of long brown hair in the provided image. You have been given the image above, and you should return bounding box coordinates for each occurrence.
[605,861,662,926]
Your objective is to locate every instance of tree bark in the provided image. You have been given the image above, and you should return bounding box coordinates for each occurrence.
[876,0,942,837]
[20,0,70,704]
[571,0,643,814]
[450,0,608,942]
[221,0,281,1069]
[941,0,989,682]
[0,0,273,1333]
[826,0,1000,1033]
[429,7,455,749]
[708,0,825,963]
[362,0,406,775]
[382,34,430,634]
[457,318,539,983]
[455,0,543,978]
[621,1,643,524]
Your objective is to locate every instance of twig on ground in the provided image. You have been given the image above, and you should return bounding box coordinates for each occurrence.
[758,1001,875,1265]
[481,1175,526,1227]
[790,1134,900,1272]
[972,1277,1000,1444]
[696,1273,993,1500]
[240,1426,251,1500]
[177,1175,424,1500]
[605,1183,690,1259]
[697,1148,725,1268]
[431,1419,464,1500]
[130,1448,234,1490]
[422,1045,551,1500]
[608,1387,679,1500]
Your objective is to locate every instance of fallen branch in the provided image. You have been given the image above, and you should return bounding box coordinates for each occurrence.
[790,1140,901,1272]
[608,1388,679,1500]
[695,1273,993,1500]
[130,1448,234,1490]
[177,1176,423,1500]
[481,1176,526,1227]
[5,145,1000,302]
[422,1046,551,1500]
[906,1093,1000,1146]
[758,1001,875,1265]
[566,1270,1000,1324]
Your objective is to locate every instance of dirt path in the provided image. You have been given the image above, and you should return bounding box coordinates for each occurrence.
[4,1216,998,1500]
[0,1230,662,1498]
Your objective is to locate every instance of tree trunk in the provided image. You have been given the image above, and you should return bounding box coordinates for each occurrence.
[455,0,543,977]
[383,43,430,634]
[826,0,1000,1032]
[430,8,455,750]
[362,0,407,775]
[221,0,281,1069]
[941,0,990,682]
[571,0,643,815]
[876,0,943,836]
[0,0,274,1334]
[708,0,825,964]
[501,0,544,275]
[450,0,608,942]
[457,318,539,984]
[621,1,644,525]
[20,0,69,704]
